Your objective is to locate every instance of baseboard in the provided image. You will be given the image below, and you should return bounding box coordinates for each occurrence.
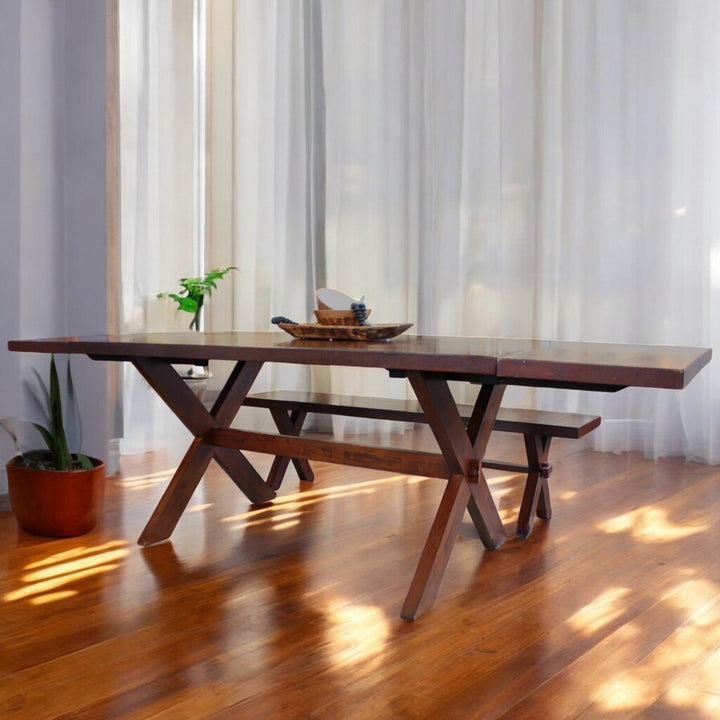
[0,467,8,510]
[107,438,120,476]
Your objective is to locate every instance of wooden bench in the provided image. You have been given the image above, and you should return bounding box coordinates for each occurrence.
[244,390,601,537]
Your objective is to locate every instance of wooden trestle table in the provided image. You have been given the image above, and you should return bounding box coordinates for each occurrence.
[8,332,711,620]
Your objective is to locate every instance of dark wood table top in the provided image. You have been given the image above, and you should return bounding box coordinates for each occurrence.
[8,332,711,390]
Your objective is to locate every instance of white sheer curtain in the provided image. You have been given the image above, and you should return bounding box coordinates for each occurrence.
[531,1,720,462]
[205,0,313,417]
[120,0,720,463]
[118,0,202,455]
[216,0,720,461]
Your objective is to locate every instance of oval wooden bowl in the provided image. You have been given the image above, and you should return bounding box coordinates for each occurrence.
[314,309,372,326]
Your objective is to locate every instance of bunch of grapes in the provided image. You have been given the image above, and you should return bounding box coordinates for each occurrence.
[350,302,370,326]
[271,316,298,325]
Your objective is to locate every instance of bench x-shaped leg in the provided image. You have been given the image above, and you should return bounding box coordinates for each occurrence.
[131,358,276,546]
[401,373,507,620]
[266,409,315,490]
[516,434,553,538]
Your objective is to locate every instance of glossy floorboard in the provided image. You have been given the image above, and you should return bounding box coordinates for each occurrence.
[2,430,720,719]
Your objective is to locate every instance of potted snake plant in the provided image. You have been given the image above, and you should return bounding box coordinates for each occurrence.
[1,355,105,537]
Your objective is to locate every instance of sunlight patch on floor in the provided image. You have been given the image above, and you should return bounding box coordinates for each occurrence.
[589,579,720,714]
[498,505,521,526]
[658,686,720,718]
[567,587,631,635]
[242,510,304,529]
[23,540,128,569]
[222,474,420,526]
[21,547,130,582]
[188,503,214,513]
[5,564,123,604]
[596,506,707,542]
[491,483,519,503]
[4,540,130,605]
[116,468,176,490]
[486,473,520,487]
[30,590,79,605]
[270,519,302,532]
[405,475,431,485]
[681,645,720,695]
[595,675,657,712]
[325,598,390,670]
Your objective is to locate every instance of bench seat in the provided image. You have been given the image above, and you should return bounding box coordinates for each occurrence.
[244,390,601,537]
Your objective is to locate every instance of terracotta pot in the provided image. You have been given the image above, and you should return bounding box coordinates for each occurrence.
[6,454,105,537]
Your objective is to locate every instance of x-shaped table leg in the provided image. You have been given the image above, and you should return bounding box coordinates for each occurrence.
[401,372,507,620]
[131,358,276,546]
[266,408,315,490]
[516,434,553,537]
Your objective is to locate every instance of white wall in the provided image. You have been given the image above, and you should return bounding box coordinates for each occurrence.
[0,2,22,488]
[0,1,108,493]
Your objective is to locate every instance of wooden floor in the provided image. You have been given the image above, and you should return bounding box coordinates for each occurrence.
[2,428,720,719]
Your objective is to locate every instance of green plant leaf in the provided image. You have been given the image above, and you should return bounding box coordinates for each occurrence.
[77,453,94,470]
[48,356,72,470]
[158,267,236,320]
[65,357,83,454]
[32,421,58,460]
[178,297,198,314]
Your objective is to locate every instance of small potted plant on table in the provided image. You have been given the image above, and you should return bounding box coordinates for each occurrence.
[157,266,236,332]
[2,356,105,537]
[156,266,236,398]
